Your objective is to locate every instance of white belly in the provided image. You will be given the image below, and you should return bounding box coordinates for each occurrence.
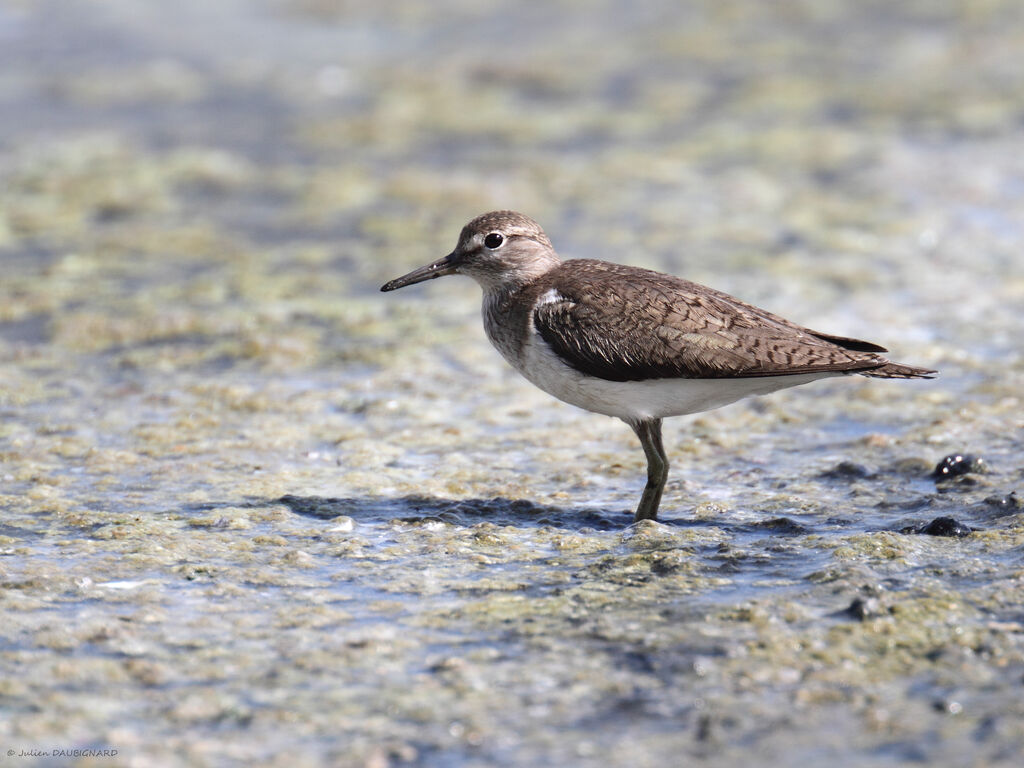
[510,332,837,422]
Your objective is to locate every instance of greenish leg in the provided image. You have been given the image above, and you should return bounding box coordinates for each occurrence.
[630,418,668,522]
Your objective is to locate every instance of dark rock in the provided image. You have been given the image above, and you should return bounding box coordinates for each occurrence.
[907,516,974,537]
[932,454,986,480]
[983,492,1021,511]
[821,460,871,480]
[932,698,964,715]
[747,517,809,534]
[842,596,884,621]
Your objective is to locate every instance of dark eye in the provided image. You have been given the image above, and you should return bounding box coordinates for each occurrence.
[484,232,504,249]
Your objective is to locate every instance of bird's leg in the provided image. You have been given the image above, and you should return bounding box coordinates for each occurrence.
[630,418,668,522]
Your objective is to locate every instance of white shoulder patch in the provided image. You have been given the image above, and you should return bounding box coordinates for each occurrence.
[535,288,564,307]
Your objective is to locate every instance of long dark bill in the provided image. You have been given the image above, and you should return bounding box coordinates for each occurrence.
[380,253,458,292]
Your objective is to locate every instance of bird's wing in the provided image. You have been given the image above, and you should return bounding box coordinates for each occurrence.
[531,260,890,382]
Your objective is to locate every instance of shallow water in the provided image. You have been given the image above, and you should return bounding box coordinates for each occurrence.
[1,1,1023,766]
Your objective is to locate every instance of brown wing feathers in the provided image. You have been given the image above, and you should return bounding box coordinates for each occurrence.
[532,260,936,382]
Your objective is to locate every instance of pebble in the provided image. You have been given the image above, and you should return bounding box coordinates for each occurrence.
[907,517,974,537]
[932,454,986,480]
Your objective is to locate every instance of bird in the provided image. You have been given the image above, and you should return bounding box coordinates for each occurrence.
[381,211,936,523]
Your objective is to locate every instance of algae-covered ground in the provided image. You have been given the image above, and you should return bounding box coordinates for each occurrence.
[1,1,1023,766]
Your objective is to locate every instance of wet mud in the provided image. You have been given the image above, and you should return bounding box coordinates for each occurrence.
[1,1,1023,766]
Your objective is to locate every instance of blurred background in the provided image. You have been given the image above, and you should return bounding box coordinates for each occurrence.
[1,1,1023,766]
[2,0,1022,367]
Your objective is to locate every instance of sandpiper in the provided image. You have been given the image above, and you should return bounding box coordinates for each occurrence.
[381,211,936,523]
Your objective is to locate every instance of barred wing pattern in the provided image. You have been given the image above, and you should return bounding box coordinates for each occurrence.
[532,260,933,382]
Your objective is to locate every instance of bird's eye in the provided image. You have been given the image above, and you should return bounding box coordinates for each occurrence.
[484,232,504,249]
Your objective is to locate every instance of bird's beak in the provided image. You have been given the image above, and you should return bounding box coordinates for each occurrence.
[380,252,459,292]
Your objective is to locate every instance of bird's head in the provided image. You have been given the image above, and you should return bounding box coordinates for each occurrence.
[381,211,561,294]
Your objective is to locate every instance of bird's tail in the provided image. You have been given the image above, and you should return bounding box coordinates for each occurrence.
[859,361,937,379]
